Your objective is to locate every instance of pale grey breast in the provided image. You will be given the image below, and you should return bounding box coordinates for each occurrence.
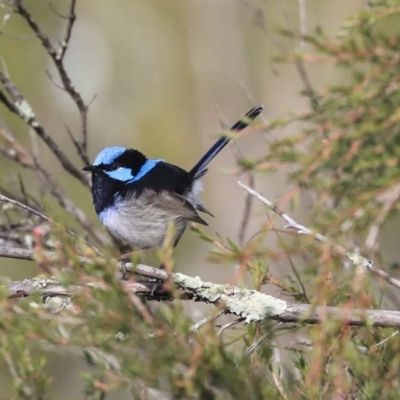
[99,188,206,249]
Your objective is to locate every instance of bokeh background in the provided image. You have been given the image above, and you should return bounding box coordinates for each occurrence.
[0,0,368,398]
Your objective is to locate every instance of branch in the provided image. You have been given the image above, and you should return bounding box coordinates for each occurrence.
[0,193,101,253]
[11,0,90,162]
[2,246,400,327]
[238,181,400,290]
[0,127,108,244]
[0,70,88,186]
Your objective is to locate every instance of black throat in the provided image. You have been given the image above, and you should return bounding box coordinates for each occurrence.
[90,172,124,214]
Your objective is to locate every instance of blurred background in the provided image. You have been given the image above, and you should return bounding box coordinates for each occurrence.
[0,0,366,398]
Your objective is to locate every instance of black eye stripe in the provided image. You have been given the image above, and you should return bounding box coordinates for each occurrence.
[98,162,120,172]
[95,149,148,174]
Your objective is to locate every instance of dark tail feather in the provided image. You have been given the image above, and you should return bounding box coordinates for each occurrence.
[189,105,264,179]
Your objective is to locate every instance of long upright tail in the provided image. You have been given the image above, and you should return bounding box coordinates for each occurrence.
[189,105,264,180]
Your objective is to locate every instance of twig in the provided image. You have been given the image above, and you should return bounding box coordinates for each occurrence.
[191,310,226,332]
[11,0,90,162]
[0,127,108,244]
[217,318,245,336]
[238,174,254,247]
[298,0,306,51]
[0,194,53,223]
[366,181,400,248]
[4,247,400,327]
[0,70,88,186]
[281,0,318,107]
[0,194,101,254]
[373,330,399,347]
[0,1,105,243]
[58,0,76,62]
[238,181,400,290]
[245,332,269,355]
[0,246,166,281]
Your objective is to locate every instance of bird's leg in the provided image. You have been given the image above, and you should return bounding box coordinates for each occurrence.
[119,248,149,280]
[120,258,129,280]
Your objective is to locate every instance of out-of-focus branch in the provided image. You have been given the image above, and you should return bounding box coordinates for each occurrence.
[0,193,53,224]
[0,194,101,253]
[56,0,77,62]
[366,181,400,249]
[0,127,108,244]
[11,0,90,163]
[0,70,88,185]
[0,1,109,243]
[238,181,400,290]
[2,246,400,327]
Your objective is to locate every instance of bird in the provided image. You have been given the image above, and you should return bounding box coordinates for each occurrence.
[83,105,263,253]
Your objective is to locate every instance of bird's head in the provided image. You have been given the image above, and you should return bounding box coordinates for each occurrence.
[83,146,163,184]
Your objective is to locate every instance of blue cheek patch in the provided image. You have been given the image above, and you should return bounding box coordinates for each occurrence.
[106,167,135,182]
[105,159,163,183]
[93,146,126,166]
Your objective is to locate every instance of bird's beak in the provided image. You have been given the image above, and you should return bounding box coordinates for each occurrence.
[83,165,96,172]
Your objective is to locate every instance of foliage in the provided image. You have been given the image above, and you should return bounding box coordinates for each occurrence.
[1,0,400,399]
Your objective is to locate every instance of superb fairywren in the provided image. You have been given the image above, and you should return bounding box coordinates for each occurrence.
[83,106,263,251]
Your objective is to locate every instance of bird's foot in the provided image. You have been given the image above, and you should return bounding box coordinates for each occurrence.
[120,259,129,280]
[150,279,165,297]
[118,252,135,280]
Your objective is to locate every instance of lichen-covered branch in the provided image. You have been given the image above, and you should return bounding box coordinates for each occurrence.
[3,246,400,328]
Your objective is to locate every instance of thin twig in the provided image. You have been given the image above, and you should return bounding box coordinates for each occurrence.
[0,194,101,254]
[0,126,108,244]
[10,0,90,164]
[58,0,76,61]
[191,310,226,332]
[298,0,306,50]
[238,174,254,247]
[0,71,89,186]
[238,181,400,290]
[373,330,399,347]
[245,332,269,355]
[280,0,318,107]
[217,318,245,336]
[0,194,52,223]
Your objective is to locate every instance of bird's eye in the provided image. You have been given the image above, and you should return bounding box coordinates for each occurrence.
[110,162,120,170]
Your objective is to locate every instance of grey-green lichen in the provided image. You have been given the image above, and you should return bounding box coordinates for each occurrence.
[173,273,287,323]
[30,278,60,290]
[225,288,287,323]
[15,99,35,122]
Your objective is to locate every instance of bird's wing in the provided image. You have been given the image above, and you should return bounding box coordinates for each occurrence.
[144,189,208,226]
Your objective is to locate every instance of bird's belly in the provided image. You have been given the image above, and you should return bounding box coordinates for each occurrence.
[98,200,186,249]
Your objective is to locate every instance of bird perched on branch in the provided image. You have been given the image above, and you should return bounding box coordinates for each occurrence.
[83,105,263,252]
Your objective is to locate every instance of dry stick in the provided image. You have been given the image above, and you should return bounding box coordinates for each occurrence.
[0,81,96,238]
[0,246,166,280]
[0,127,108,244]
[0,194,101,254]
[0,194,46,222]
[0,71,87,186]
[11,0,90,163]
[0,4,105,242]
[238,173,254,247]
[191,310,226,332]
[3,245,400,327]
[238,181,400,289]
[280,0,317,105]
